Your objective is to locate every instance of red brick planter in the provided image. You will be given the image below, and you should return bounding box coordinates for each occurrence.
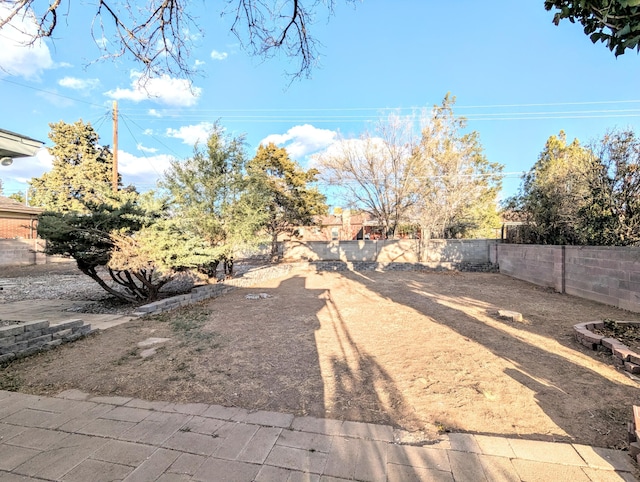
[574,321,640,374]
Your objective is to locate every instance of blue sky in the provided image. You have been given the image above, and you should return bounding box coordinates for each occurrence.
[1,1,639,209]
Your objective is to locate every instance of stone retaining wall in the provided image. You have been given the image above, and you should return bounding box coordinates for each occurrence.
[304,260,497,273]
[134,264,295,316]
[0,319,94,364]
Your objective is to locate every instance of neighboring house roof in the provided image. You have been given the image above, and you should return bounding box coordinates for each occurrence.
[0,196,43,216]
[316,212,380,227]
[0,128,44,160]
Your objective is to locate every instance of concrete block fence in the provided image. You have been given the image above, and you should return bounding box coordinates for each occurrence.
[282,239,495,265]
[496,244,640,313]
[0,319,94,364]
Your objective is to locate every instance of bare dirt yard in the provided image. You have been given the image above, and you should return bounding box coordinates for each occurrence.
[2,264,640,450]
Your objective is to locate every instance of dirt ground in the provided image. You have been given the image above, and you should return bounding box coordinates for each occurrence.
[2,265,640,449]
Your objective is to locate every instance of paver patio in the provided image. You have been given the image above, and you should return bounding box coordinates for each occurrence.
[0,389,636,481]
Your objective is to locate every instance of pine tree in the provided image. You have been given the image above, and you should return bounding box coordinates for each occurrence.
[247,143,327,256]
[29,120,116,212]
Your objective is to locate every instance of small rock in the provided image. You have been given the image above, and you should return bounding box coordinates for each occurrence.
[245,294,260,300]
[137,337,171,347]
[498,310,524,323]
[140,348,157,358]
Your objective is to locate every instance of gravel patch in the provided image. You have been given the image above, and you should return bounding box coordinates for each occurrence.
[0,262,267,315]
[0,269,198,315]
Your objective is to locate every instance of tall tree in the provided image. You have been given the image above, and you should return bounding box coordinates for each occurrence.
[411,95,503,239]
[580,129,640,246]
[545,1,640,56]
[29,120,116,212]
[161,124,265,276]
[317,115,420,238]
[507,131,594,245]
[247,143,327,256]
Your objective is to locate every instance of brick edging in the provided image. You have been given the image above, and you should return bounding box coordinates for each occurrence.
[574,321,640,374]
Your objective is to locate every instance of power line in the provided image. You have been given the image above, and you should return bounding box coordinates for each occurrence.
[0,78,107,108]
[5,76,640,118]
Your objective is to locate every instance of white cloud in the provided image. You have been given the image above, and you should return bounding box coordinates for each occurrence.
[308,136,387,170]
[136,143,158,154]
[58,76,100,91]
[142,129,154,136]
[166,122,214,146]
[210,50,228,61]
[105,71,201,107]
[0,6,54,79]
[148,109,162,118]
[194,59,205,67]
[117,150,174,186]
[260,124,338,159]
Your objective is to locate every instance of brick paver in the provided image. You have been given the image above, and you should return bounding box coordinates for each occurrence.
[0,390,637,481]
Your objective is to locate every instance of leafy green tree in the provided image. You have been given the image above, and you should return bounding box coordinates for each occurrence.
[247,143,327,256]
[8,192,26,204]
[29,120,117,212]
[411,94,503,239]
[508,128,640,246]
[546,0,640,56]
[161,124,266,276]
[507,131,593,245]
[579,129,640,246]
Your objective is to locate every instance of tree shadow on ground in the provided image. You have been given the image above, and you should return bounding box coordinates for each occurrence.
[331,268,640,448]
[317,286,423,430]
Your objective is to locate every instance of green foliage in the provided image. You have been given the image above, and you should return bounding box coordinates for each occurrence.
[37,192,214,302]
[8,192,25,204]
[412,94,503,239]
[247,143,328,254]
[29,120,117,212]
[161,123,267,273]
[579,129,640,246]
[507,131,593,245]
[545,0,640,56]
[37,199,155,301]
[508,128,640,246]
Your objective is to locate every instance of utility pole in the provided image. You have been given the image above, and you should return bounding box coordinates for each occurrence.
[112,100,118,192]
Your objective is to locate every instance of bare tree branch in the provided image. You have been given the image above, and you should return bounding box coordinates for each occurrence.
[0,0,358,80]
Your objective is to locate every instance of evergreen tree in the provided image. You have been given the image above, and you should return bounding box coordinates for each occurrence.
[161,123,266,276]
[247,143,327,256]
[507,131,593,245]
[29,120,117,212]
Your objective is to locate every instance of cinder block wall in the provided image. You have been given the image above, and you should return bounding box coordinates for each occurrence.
[282,239,493,265]
[497,244,640,313]
[0,239,38,266]
[564,246,640,312]
[497,244,564,293]
[0,239,58,267]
